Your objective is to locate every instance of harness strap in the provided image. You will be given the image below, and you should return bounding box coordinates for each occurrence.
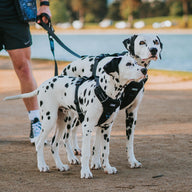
[74,77,89,123]
[120,77,148,110]
[94,78,121,126]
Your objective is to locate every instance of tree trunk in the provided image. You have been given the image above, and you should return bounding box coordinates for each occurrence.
[182,0,189,28]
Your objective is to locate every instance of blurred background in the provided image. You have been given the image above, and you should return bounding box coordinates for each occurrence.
[1,0,192,72]
[44,0,192,29]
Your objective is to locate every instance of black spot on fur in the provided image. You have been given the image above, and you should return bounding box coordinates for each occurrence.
[67,65,71,69]
[90,64,94,72]
[67,124,71,130]
[84,89,87,96]
[51,135,55,144]
[46,111,50,116]
[50,83,54,89]
[53,78,57,82]
[79,97,83,104]
[65,83,69,88]
[40,101,43,106]
[89,58,93,62]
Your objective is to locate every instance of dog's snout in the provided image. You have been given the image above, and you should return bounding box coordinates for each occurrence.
[141,68,147,75]
[150,48,158,56]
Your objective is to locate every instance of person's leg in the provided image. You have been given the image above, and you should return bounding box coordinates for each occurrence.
[8,47,38,110]
[8,47,41,143]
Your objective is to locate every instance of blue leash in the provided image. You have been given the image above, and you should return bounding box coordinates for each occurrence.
[37,13,81,76]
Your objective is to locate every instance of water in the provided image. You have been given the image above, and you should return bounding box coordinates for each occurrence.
[1,34,192,72]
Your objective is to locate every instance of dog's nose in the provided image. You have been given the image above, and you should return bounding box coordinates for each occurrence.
[141,68,147,75]
[150,48,158,56]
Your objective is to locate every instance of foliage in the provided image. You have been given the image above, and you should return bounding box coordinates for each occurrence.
[169,1,183,16]
[107,1,121,21]
[50,0,70,23]
[120,0,141,20]
[86,0,108,22]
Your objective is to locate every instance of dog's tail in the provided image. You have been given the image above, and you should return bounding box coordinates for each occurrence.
[3,90,38,101]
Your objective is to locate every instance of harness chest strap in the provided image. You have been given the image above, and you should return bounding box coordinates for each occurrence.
[120,77,148,110]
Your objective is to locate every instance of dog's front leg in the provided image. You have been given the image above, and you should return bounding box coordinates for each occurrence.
[71,118,81,156]
[91,127,101,170]
[125,108,142,168]
[100,125,117,174]
[81,121,94,179]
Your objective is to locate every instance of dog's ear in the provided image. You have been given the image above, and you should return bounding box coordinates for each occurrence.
[103,57,122,76]
[123,35,138,56]
[157,36,163,60]
[123,38,130,50]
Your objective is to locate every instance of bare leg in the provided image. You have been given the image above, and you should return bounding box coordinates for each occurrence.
[8,47,38,111]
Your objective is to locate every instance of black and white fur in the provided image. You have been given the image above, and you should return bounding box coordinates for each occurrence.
[4,56,147,178]
[60,34,163,168]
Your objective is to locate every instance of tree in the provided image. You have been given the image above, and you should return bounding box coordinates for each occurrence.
[50,0,70,23]
[86,0,108,22]
[71,0,87,22]
[107,1,122,21]
[120,0,141,28]
[182,0,190,28]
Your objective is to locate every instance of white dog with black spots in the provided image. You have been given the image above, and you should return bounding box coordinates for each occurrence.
[4,55,147,178]
[60,34,163,169]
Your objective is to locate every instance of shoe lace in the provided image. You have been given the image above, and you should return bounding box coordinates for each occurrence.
[32,118,41,138]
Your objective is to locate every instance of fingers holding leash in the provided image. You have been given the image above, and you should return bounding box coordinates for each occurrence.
[37,1,51,24]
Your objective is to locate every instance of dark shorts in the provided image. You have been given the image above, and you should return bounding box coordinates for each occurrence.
[0,19,32,51]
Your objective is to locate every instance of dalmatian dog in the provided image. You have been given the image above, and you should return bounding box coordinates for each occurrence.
[4,55,147,178]
[60,34,163,169]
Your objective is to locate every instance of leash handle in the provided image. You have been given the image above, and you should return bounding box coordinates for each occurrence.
[36,13,58,76]
[36,13,53,30]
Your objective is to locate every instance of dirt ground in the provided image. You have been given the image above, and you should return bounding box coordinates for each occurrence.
[0,58,192,192]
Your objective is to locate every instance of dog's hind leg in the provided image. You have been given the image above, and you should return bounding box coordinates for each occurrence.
[36,108,58,172]
[100,124,117,174]
[51,110,70,171]
[125,107,142,168]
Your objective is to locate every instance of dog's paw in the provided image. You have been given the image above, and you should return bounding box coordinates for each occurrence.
[129,159,142,168]
[70,157,80,165]
[38,163,49,172]
[57,164,70,172]
[74,148,81,156]
[91,162,102,170]
[81,168,93,179]
[104,166,117,174]
[91,156,101,170]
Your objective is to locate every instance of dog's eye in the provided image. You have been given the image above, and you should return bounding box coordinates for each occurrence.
[154,40,159,45]
[139,41,146,45]
[126,62,132,66]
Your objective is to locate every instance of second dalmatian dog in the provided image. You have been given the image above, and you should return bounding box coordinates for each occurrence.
[4,55,147,178]
[60,34,163,168]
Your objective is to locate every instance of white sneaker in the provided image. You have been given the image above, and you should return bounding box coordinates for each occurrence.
[29,117,41,144]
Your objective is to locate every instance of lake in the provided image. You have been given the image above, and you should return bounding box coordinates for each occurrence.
[0,34,192,72]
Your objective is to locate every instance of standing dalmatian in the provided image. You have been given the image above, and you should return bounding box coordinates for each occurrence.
[4,56,147,178]
[60,34,163,168]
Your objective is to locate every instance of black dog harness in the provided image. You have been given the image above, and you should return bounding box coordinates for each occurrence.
[120,77,148,110]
